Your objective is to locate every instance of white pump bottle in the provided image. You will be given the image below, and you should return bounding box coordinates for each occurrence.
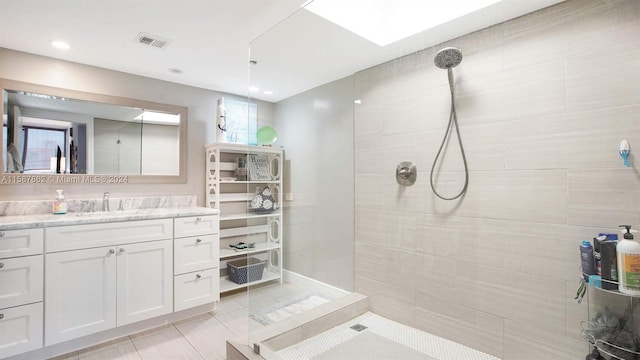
[617,225,640,295]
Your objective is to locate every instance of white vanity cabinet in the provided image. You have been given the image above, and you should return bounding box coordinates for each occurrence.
[44,219,174,346]
[0,228,44,359]
[173,215,220,312]
[0,207,219,359]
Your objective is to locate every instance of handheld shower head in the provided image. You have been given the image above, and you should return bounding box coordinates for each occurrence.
[429,46,469,201]
[434,47,463,69]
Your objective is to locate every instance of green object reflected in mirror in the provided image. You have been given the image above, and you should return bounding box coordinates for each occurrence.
[256,126,277,145]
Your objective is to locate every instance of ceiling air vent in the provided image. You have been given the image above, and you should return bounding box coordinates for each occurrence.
[135,32,171,49]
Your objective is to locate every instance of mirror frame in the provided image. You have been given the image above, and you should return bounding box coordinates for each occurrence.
[0,78,187,184]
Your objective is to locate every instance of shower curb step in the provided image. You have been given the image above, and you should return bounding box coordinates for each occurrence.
[251,292,369,358]
[227,341,263,360]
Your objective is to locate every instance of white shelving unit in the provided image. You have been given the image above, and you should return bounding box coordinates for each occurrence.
[205,143,284,293]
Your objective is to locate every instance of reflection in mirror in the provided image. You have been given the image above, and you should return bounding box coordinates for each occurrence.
[1,78,187,184]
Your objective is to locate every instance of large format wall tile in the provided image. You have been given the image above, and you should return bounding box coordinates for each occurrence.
[414,292,504,358]
[503,319,587,360]
[566,41,640,111]
[414,214,507,269]
[356,207,418,250]
[455,60,566,126]
[502,0,640,70]
[568,169,640,227]
[355,242,456,303]
[415,122,506,172]
[460,170,567,224]
[350,0,639,358]
[355,133,416,174]
[454,261,567,335]
[505,105,640,170]
[503,222,608,282]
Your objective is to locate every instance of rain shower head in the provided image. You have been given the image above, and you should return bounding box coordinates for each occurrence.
[434,47,463,69]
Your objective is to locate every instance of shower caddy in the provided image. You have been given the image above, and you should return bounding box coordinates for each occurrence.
[205,143,283,293]
[583,277,640,359]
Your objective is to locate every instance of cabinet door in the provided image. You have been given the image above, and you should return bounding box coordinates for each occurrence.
[45,247,117,346]
[0,255,43,309]
[0,302,43,358]
[116,239,173,326]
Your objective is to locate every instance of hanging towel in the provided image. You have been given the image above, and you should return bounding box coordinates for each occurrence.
[7,143,23,173]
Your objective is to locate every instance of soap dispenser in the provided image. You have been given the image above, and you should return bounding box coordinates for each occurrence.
[616,225,640,295]
[53,189,67,215]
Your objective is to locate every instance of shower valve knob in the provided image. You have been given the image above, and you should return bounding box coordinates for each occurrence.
[398,168,411,179]
[396,162,417,186]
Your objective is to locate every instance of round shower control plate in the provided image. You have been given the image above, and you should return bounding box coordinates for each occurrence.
[396,161,417,186]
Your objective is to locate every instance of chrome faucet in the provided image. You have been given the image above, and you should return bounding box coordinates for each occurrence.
[102,192,110,212]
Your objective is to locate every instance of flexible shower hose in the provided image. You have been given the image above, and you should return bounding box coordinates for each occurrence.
[429,69,469,200]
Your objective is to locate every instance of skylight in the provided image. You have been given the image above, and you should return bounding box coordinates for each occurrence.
[134,111,180,125]
[303,0,503,46]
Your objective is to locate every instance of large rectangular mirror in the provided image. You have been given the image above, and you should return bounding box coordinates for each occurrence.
[1,78,187,184]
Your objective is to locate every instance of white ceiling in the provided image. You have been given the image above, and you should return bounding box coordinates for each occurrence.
[0,0,565,103]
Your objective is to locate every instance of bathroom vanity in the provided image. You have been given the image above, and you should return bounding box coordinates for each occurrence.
[0,199,219,359]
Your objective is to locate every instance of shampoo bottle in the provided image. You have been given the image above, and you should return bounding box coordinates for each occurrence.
[616,225,640,295]
[53,189,67,215]
[580,240,596,281]
[600,240,618,290]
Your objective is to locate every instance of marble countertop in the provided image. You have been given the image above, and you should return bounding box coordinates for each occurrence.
[0,207,219,230]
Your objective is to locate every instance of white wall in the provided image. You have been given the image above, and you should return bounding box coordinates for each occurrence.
[274,76,355,291]
[353,0,639,358]
[0,47,274,204]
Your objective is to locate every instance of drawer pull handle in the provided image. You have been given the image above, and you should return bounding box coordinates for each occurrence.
[119,248,126,253]
[196,238,202,243]
[196,217,202,221]
[109,249,115,254]
[0,263,4,269]
[0,314,3,320]
[196,273,202,279]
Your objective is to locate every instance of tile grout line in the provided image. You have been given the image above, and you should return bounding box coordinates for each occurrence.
[169,322,207,360]
[125,334,143,360]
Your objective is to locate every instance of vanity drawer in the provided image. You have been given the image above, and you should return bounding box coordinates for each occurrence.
[174,215,219,238]
[0,302,43,358]
[174,268,219,312]
[46,219,173,252]
[174,234,219,275]
[0,255,43,309]
[0,228,44,259]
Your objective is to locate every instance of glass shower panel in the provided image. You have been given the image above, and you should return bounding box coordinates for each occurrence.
[245,2,356,354]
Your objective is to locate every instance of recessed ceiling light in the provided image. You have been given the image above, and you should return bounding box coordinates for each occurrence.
[304,0,502,46]
[264,90,274,95]
[51,40,70,50]
[249,86,260,92]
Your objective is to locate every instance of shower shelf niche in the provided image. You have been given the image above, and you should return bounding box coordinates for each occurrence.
[205,143,284,293]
